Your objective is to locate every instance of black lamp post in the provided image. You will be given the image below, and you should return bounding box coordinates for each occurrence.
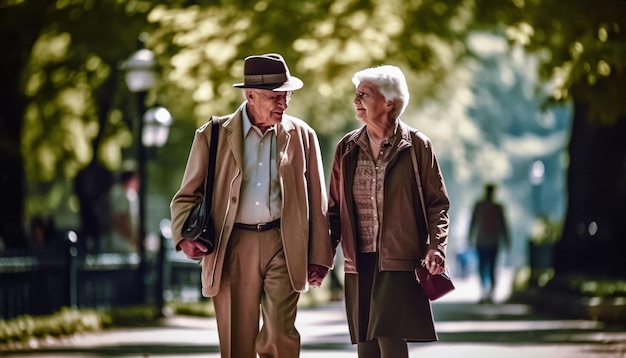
[122,40,172,306]
[529,159,545,217]
[141,104,172,314]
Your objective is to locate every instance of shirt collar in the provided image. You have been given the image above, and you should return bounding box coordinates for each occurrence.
[241,102,254,136]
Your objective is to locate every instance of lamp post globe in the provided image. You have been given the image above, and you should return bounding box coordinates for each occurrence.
[529,159,545,216]
[142,105,172,147]
[123,48,157,93]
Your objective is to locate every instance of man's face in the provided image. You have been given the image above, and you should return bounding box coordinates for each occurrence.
[246,89,292,129]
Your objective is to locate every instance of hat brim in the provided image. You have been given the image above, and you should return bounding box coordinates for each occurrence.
[233,76,303,91]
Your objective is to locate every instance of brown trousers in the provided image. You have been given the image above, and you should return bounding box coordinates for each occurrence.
[213,227,300,358]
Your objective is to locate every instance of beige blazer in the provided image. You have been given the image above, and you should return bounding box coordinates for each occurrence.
[170,106,333,297]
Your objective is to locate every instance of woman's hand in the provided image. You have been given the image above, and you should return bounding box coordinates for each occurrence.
[423,249,445,275]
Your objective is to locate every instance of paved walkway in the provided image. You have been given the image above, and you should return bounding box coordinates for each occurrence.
[2,271,625,357]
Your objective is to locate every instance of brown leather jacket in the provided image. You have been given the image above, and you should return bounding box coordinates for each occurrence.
[171,106,333,296]
[328,121,450,274]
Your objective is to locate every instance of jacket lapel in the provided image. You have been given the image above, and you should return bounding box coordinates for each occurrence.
[276,116,293,168]
[222,109,244,170]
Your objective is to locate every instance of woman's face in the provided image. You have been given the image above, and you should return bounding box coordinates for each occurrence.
[353,81,393,125]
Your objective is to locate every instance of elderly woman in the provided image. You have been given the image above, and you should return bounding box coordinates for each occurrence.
[328,65,451,357]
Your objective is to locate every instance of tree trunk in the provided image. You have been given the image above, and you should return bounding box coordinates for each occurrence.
[0,3,46,249]
[0,98,26,249]
[554,100,626,278]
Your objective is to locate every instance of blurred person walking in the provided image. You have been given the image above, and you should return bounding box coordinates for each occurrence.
[170,53,333,358]
[328,65,451,358]
[106,169,140,253]
[468,183,510,304]
[74,160,115,252]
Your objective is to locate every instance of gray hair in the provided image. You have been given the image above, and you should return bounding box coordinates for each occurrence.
[352,65,410,120]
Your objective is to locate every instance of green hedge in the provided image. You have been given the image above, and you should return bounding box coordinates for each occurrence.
[0,304,171,345]
[0,307,104,344]
[0,297,324,345]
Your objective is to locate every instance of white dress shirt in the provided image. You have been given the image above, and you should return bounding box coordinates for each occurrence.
[234,103,281,224]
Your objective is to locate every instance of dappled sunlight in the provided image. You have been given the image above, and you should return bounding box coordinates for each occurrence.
[343,39,371,62]
[345,10,368,30]
[24,70,45,96]
[192,82,214,102]
[170,50,204,84]
[506,22,534,46]
[329,0,353,15]
[473,146,513,181]
[316,83,335,98]
[293,38,321,53]
[299,39,342,70]
[203,40,238,67]
[502,132,567,158]
[100,139,125,169]
[58,88,89,117]
[30,32,71,64]
[36,146,57,179]
[312,19,335,37]
[411,33,459,70]
[468,31,508,57]
[63,117,93,164]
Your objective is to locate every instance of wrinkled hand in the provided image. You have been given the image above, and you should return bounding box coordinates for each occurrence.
[308,264,329,288]
[178,239,210,260]
[423,249,445,275]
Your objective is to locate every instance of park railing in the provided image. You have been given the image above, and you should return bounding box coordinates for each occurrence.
[0,231,202,320]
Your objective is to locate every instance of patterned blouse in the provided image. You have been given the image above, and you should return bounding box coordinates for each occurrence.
[352,128,398,253]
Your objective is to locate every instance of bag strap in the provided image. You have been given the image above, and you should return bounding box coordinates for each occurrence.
[203,117,220,211]
[410,133,451,276]
[408,131,430,244]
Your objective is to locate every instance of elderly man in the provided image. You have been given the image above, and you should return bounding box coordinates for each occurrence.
[170,53,333,358]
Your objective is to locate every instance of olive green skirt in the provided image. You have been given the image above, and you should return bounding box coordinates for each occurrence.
[344,252,438,343]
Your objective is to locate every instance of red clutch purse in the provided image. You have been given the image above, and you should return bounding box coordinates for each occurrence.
[415,264,455,300]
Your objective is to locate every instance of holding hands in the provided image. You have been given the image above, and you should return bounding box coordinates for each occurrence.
[307,264,329,288]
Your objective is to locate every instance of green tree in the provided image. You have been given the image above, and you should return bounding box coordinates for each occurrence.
[2,0,470,247]
[0,0,163,247]
[149,0,626,278]
[472,0,626,277]
[2,0,625,282]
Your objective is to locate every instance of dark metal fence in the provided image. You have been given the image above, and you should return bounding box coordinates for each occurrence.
[0,231,202,320]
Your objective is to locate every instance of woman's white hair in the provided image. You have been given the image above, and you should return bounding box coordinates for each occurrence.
[352,65,410,120]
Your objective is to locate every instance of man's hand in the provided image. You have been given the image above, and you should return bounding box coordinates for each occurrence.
[178,239,210,260]
[423,248,446,275]
[307,264,329,288]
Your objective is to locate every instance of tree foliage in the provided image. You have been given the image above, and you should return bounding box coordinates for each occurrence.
[2,0,626,260]
[472,0,626,125]
[469,0,626,276]
[148,0,470,135]
[12,1,162,182]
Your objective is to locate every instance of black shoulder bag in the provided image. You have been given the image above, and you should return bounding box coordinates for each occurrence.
[181,118,219,254]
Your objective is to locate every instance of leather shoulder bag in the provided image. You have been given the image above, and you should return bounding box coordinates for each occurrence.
[181,117,219,254]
